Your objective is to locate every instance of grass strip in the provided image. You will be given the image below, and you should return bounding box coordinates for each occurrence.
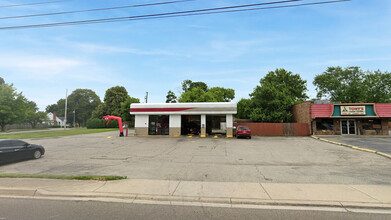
[0,128,117,139]
[0,174,127,181]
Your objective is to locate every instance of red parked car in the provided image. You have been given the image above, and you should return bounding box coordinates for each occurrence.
[235,126,252,139]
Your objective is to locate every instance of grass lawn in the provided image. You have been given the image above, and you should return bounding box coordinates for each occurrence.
[3,128,50,133]
[0,128,117,139]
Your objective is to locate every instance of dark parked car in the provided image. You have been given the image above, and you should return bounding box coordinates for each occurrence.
[235,126,252,139]
[0,139,45,165]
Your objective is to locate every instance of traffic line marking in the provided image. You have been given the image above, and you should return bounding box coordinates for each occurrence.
[311,135,391,160]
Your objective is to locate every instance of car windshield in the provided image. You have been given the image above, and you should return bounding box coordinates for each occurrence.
[239,127,249,130]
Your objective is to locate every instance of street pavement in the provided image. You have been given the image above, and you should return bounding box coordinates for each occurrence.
[1,132,391,211]
[0,178,391,210]
[317,136,391,155]
[1,197,390,220]
[1,132,391,185]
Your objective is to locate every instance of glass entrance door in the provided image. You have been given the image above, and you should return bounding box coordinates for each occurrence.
[148,115,169,135]
[341,119,356,135]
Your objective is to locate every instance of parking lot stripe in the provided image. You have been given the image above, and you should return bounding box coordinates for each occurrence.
[311,135,391,160]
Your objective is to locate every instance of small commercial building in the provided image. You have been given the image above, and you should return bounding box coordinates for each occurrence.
[311,103,391,135]
[130,102,237,137]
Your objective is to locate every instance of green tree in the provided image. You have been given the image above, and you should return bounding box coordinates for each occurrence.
[103,86,130,116]
[250,68,308,122]
[178,80,235,102]
[313,66,365,103]
[45,104,58,113]
[363,70,391,103]
[178,87,208,102]
[165,90,177,103]
[45,99,66,116]
[206,87,235,102]
[91,103,106,119]
[182,80,208,92]
[67,89,101,126]
[92,86,130,120]
[24,101,48,128]
[236,98,253,119]
[120,97,140,125]
[0,83,27,131]
[0,77,4,85]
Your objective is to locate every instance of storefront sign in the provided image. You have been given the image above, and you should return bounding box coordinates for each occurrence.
[340,106,366,115]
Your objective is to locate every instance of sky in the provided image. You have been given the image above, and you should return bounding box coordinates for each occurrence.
[0,0,390,111]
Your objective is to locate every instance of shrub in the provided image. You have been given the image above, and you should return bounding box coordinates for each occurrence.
[86,119,119,129]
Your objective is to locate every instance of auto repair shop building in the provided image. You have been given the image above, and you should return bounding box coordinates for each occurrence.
[130,102,237,137]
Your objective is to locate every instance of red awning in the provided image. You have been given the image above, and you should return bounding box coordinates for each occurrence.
[375,103,391,118]
[311,104,333,118]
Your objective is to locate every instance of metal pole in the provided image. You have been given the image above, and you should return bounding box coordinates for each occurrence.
[64,89,68,130]
[73,110,76,128]
[145,92,148,103]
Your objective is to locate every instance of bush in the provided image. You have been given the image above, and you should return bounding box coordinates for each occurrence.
[86,119,119,129]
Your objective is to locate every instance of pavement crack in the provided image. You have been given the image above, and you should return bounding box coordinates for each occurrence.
[171,181,181,196]
[339,202,351,213]
[255,166,273,182]
[348,185,382,203]
[93,181,107,192]
[258,183,272,200]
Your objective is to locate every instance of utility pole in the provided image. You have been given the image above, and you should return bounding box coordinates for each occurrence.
[73,110,76,128]
[64,89,68,130]
[145,92,148,103]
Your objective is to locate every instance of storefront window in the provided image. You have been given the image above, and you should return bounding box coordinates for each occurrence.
[316,119,334,130]
[362,119,381,130]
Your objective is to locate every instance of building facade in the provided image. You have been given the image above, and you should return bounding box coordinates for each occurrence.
[311,103,391,135]
[130,102,237,137]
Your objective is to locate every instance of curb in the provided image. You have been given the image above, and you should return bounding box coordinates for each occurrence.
[1,187,391,210]
[311,136,391,159]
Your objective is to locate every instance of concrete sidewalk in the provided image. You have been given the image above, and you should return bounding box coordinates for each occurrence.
[0,178,390,209]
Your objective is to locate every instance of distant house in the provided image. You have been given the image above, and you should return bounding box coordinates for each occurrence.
[47,112,66,126]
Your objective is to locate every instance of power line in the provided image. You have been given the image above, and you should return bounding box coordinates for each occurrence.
[0,0,302,27]
[0,0,194,20]
[0,0,351,30]
[0,0,70,8]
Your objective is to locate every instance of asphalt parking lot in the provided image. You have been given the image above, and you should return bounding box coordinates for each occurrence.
[317,136,391,155]
[1,131,391,185]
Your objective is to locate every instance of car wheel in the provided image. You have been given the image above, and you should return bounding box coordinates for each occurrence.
[249,136,251,139]
[33,150,42,159]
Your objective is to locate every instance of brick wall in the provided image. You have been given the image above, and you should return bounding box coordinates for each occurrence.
[291,101,312,125]
[382,119,389,135]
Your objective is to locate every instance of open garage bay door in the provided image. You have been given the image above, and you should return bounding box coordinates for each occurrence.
[206,115,226,135]
[181,115,200,135]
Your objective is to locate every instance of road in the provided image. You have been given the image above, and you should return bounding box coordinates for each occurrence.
[0,198,390,220]
[318,136,391,155]
[1,132,391,184]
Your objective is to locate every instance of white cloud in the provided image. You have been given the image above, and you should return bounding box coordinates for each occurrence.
[68,42,177,56]
[0,54,84,77]
[310,57,391,67]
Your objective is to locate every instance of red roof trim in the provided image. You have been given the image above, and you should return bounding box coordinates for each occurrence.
[130,107,195,112]
[374,103,391,118]
[311,104,333,118]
